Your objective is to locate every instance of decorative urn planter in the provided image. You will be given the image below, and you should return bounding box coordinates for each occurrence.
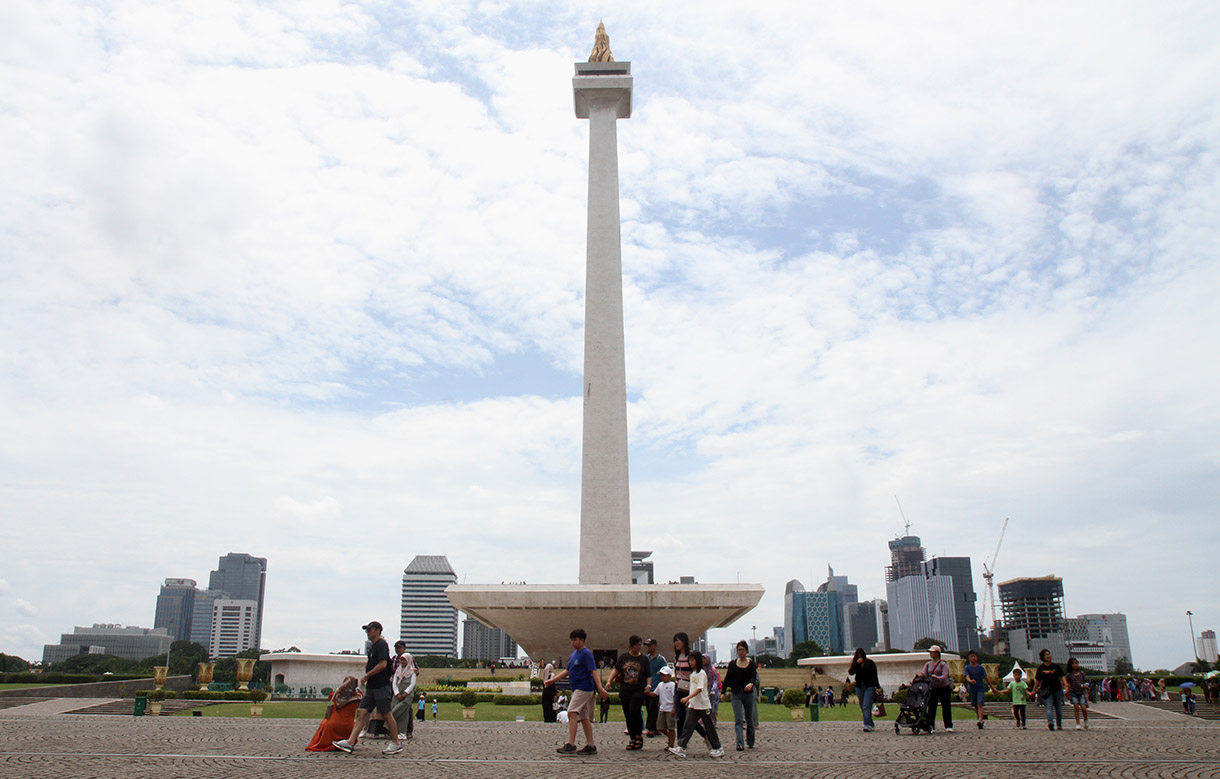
[461,706,476,720]
[149,701,163,716]
[197,663,215,691]
[947,659,967,684]
[235,658,256,691]
[153,666,168,689]
[789,707,804,721]
[983,664,1001,688]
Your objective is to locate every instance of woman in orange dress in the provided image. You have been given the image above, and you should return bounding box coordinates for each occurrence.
[306,676,361,752]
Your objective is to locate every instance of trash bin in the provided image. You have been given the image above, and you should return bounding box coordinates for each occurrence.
[133,694,147,717]
[808,699,819,721]
[763,687,777,704]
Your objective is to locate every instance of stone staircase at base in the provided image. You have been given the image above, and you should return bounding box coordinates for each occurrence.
[1135,699,1220,721]
[69,699,221,716]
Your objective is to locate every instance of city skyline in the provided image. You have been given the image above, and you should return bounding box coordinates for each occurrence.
[1,3,1217,671]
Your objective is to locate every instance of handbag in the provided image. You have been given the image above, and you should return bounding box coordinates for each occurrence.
[873,702,886,717]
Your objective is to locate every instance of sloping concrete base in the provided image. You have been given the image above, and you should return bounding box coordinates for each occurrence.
[446,583,764,663]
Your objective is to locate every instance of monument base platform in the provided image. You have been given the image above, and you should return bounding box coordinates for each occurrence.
[446,583,764,663]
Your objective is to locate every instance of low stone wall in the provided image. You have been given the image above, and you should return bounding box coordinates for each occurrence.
[0,675,193,699]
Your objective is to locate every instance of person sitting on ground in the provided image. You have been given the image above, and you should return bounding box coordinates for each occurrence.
[306,676,361,751]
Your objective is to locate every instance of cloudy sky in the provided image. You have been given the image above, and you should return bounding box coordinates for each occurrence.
[2,1,1217,671]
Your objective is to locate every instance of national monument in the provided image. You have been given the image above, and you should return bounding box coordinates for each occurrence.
[445,25,764,663]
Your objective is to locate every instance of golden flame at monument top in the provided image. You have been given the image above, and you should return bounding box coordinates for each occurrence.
[588,21,614,62]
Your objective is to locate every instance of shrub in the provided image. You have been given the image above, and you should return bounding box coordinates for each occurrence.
[248,689,268,703]
[179,690,263,701]
[493,694,543,706]
[780,688,805,708]
[458,690,480,708]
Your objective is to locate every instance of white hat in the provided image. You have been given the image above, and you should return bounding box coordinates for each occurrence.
[929,645,942,653]
[658,666,673,676]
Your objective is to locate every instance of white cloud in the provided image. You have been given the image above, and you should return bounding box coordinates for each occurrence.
[0,1,1216,669]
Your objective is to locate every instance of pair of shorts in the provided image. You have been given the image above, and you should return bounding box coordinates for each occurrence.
[657,710,675,731]
[360,685,393,714]
[568,689,596,721]
[1069,693,1088,707]
[968,688,986,708]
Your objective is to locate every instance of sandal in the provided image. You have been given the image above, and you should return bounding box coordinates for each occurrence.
[626,739,643,750]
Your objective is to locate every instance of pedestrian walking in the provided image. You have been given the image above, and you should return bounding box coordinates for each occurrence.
[643,638,667,736]
[1065,657,1089,729]
[920,646,954,733]
[723,640,758,749]
[1005,668,1029,729]
[963,650,994,730]
[671,633,705,741]
[544,628,611,755]
[541,662,558,723]
[431,699,437,720]
[847,648,881,733]
[331,621,404,755]
[648,666,678,748]
[667,651,724,758]
[387,640,416,740]
[606,635,652,749]
[1030,649,1066,731]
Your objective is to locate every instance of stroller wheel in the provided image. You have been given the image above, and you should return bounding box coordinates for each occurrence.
[894,722,900,734]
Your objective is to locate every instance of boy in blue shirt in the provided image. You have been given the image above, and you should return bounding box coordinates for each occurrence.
[964,650,995,729]
[544,629,610,755]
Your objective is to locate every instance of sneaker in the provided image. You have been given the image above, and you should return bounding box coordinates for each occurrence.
[666,746,686,757]
[1048,723,1055,731]
[709,748,725,758]
[737,745,744,751]
[577,745,597,755]
[382,742,402,755]
[332,739,354,753]
[1083,722,1089,730]
[556,743,578,754]
[977,721,983,730]
[1075,724,1082,730]
[945,726,953,733]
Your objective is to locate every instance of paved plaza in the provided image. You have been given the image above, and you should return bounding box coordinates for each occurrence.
[2,700,1219,779]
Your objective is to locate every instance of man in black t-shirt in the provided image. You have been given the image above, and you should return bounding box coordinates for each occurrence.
[333,621,403,755]
[607,635,653,749]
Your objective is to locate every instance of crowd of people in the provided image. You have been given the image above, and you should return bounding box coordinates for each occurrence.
[303,620,1211,758]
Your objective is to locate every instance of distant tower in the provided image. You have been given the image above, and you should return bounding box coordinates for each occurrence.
[886,536,925,582]
[208,553,268,650]
[400,555,458,657]
[154,578,197,642]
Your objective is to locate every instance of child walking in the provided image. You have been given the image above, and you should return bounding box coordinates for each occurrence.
[666,651,724,758]
[648,666,678,748]
[1006,668,1029,729]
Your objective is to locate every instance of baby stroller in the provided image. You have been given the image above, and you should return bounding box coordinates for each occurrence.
[894,676,934,735]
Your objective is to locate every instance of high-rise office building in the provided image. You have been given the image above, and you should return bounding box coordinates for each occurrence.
[1200,630,1218,664]
[783,579,807,658]
[846,600,880,652]
[816,566,858,650]
[922,557,979,652]
[400,555,459,657]
[189,588,227,649]
[462,618,518,661]
[208,599,259,658]
[886,569,959,652]
[208,553,268,650]
[154,578,197,642]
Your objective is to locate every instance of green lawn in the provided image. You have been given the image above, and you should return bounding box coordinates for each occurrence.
[0,683,42,690]
[175,700,884,723]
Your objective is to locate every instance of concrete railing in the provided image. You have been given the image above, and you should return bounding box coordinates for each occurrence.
[0,675,193,699]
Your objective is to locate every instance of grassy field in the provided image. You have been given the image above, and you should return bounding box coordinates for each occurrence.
[174,699,883,723]
[0,683,42,690]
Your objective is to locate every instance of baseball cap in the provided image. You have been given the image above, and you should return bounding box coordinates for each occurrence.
[658,666,673,676]
[362,621,383,632]
[929,645,942,653]
[644,638,657,645]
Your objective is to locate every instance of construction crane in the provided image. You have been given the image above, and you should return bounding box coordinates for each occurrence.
[979,517,1009,649]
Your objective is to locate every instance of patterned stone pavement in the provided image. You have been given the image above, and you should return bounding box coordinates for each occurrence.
[1,708,1218,779]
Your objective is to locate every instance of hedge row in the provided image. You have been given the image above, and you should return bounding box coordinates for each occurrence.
[492,695,542,706]
[0,673,148,684]
[179,691,263,701]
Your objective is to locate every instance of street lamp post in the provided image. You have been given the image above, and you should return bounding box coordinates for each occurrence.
[1187,611,1198,662]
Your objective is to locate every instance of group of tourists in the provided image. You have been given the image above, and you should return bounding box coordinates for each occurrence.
[543,630,765,758]
[305,621,430,756]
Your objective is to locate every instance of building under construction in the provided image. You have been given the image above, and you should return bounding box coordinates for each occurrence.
[999,576,1065,638]
[885,536,926,582]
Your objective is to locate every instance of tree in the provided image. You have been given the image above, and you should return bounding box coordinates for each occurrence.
[913,638,942,651]
[49,653,142,675]
[791,641,824,660]
[167,641,210,675]
[1114,656,1134,675]
[0,653,31,673]
[754,653,786,668]
[1191,659,1212,674]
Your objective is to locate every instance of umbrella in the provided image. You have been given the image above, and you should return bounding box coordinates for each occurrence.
[1179,682,1197,688]
[1205,671,1220,679]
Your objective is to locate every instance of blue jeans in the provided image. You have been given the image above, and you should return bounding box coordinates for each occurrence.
[858,685,876,730]
[1043,687,1063,727]
[730,691,757,747]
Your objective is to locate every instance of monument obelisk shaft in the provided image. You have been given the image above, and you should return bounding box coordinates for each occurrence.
[574,55,633,585]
